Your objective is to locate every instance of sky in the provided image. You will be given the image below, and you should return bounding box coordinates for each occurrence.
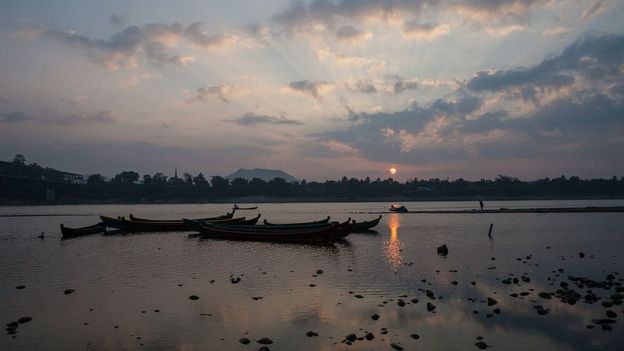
[0,0,623,181]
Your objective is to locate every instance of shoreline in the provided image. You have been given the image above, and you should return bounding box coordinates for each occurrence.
[1,195,623,207]
[357,206,624,214]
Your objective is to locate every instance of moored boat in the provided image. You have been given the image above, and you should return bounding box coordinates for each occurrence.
[100,215,248,232]
[263,216,331,227]
[129,212,233,223]
[352,215,382,232]
[185,218,352,242]
[60,223,106,238]
[389,205,408,213]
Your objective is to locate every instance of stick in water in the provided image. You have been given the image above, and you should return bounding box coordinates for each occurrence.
[488,223,493,239]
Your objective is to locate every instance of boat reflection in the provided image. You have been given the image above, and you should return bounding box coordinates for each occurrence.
[383,213,403,270]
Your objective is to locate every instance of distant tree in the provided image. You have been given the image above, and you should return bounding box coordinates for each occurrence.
[153,172,168,184]
[230,177,248,195]
[193,173,209,188]
[12,154,26,164]
[210,176,229,195]
[112,171,140,184]
[183,172,193,184]
[87,174,104,184]
[142,174,153,184]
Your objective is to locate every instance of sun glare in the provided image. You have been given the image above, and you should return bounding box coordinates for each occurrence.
[389,167,397,175]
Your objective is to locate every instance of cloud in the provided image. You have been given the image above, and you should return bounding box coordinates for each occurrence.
[228,113,303,126]
[288,80,332,99]
[579,0,607,24]
[345,79,378,94]
[0,110,117,125]
[110,14,127,28]
[467,34,624,95]
[187,84,240,103]
[1,111,33,123]
[21,21,256,71]
[401,21,450,41]
[393,77,420,94]
[274,0,550,34]
[335,26,373,42]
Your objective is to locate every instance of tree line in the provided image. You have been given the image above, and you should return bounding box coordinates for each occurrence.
[53,171,624,202]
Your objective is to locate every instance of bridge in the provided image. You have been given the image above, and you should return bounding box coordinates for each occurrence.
[0,161,83,203]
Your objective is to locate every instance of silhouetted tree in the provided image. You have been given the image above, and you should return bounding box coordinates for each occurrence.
[112,171,139,184]
[87,174,104,184]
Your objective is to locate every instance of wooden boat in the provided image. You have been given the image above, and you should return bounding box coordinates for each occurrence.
[233,204,258,210]
[129,212,233,223]
[237,214,261,225]
[184,219,352,242]
[263,216,331,227]
[60,223,106,238]
[389,205,408,213]
[352,215,382,232]
[100,215,248,232]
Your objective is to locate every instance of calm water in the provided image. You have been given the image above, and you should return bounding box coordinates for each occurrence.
[1,200,623,350]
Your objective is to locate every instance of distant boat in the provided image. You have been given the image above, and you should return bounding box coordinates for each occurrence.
[352,215,383,232]
[233,204,258,210]
[129,212,234,223]
[389,205,408,213]
[60,223,106,238]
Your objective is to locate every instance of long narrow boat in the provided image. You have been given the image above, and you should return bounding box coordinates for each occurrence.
[235,214,261,225]
[100,215,248,232]
[129,212,233,223]
[352,215,382,232]
[185,218,353,242]
[263,216,331,227]
[233,205,258,210]
[60,223,106,238]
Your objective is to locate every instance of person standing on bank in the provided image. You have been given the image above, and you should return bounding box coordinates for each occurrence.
[479,200,484,211]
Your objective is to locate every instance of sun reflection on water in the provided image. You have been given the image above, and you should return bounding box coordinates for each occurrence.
[383,213,403,270]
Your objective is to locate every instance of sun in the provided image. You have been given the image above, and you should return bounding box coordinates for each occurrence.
[389,167,397,175]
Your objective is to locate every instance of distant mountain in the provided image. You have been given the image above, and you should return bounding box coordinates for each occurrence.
[225,168,298,182]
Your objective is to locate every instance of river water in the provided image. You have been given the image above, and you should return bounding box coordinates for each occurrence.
[1,200,623,350]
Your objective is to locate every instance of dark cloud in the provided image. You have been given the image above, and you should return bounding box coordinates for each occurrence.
[110,14,127,27]
[335,25,371,41]
[579,0,607,23]
[468,34,624,92]
[345,79,378,94]
[1,111,33,123]
[274,0,548,33]
[229,113,303,126]
[187,84,238,103]
[24,21,255,70]
[288,80,331,99]
[0,110,117,125]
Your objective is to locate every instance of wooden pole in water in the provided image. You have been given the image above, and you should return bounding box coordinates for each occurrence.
[488,223,493,238]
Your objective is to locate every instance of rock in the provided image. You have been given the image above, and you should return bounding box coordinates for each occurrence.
[437,245,449,255]
[371,313,380,320]
[427,303,436,312]
[493,308,501,314]
[16,285,25,290]
[538,292,551,299]
[606,310,617,318]
[345,333,357,342]
[451,281,458,285]
[410,333,420,339]
[354,294,364,298]
[316,269,324,274]
[411,298,419,304]
[257,337,273,345]
[579,252,585,258]
[230,277,241,284]
[365,332,375,340]
[487,297,497,306]
[475,341,489,349]
[390,343,404,350]
[397,299,405,307]
[17,317,32,324]
[64,289,75,295]
[476,336,484,340]
[188,295,199,300]
[258,347,270,351]
[6,322,18,328]
[239,338,250,344]
[305,331,318,337]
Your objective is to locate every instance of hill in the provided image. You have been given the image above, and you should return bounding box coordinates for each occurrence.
[225,168,298,182]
